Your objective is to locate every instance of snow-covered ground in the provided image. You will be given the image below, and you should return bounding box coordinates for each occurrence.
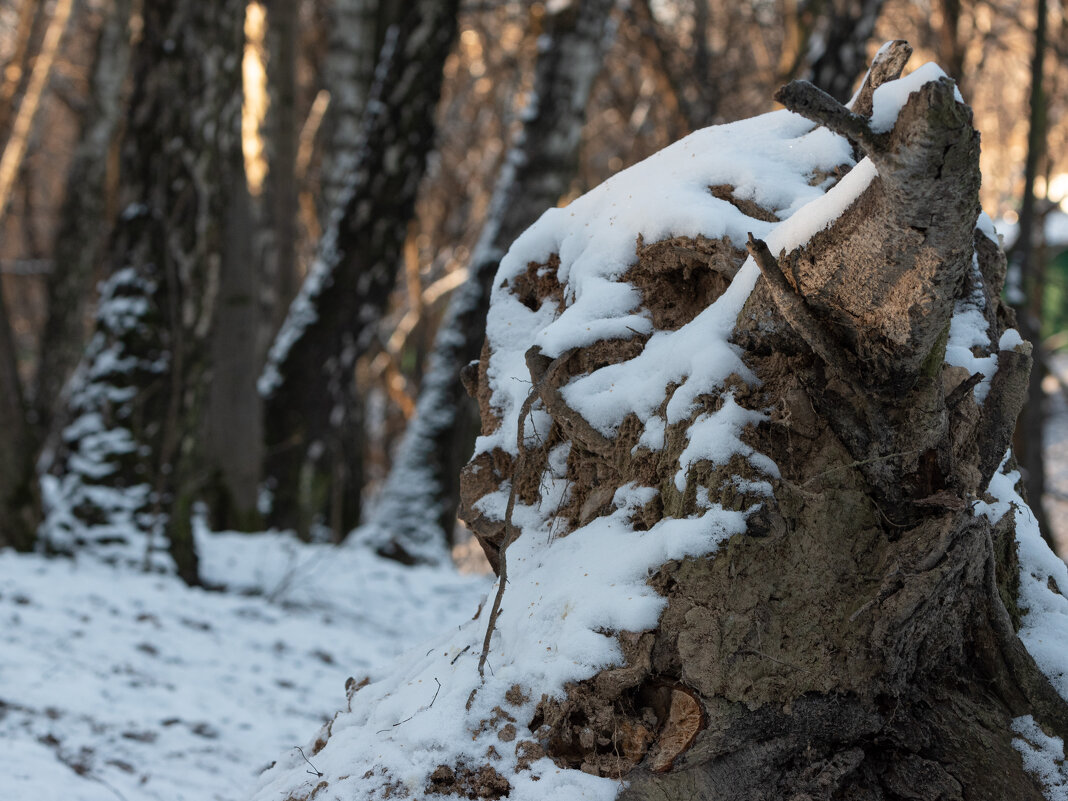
[0,530,489,801]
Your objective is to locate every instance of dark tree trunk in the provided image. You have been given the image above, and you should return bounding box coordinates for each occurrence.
[40,0,245,583]
[259,0,458,541]
[355,0,618,563]
[0,275,38,550]
[1010,0,1054,550]
[805,0,887,102]
[35,0,133,436]
[631,0,718,131]
[261,0,300,326]
[205,161,263,531]
[938,0,968,91]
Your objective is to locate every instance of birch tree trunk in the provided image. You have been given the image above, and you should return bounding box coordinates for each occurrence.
[355,0,618,564]
[804,0,887,102]
[260,0,458,541]
[316,0,381,229]
[40,0,245,584]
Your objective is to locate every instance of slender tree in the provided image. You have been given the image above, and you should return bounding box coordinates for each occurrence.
[0,276,37,550]
[0,0,39,140]
[355,0,618,563]
[0,0,74,226]
[1010,0,1054,548]
[40,0,245,583]
[316,0,383,230]
[260,0,458,541]
[35,0,133,435]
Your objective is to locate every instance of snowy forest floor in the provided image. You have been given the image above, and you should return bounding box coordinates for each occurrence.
[0,529,489,800]
[1,356,1066,801]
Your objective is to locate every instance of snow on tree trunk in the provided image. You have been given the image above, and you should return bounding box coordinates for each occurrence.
[39,0,245,584]
[249,44,1068,801]
[259,0,458,541]
[354,0,618,565]
[316,0,382,228]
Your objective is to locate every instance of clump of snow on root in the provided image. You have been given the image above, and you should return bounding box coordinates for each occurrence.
[978,459,1068,702]
[250,66,957,801]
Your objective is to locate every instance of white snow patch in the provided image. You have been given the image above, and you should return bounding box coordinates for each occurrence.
[870,62,955,133]
[478,108,857,459]
[977,459,1068,702]
[251,487,747,801]
[1012,715,1068,801]
[945,251,1002,403]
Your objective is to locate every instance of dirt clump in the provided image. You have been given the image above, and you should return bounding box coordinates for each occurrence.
[426,763,511,799]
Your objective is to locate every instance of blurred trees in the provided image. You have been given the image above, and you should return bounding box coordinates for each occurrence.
[357,0,618,564]
[260,0,459,542]
[0,0,1065,579]
[39,0,246,582]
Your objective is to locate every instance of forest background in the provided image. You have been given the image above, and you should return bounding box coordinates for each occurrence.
[0,0,1066,572]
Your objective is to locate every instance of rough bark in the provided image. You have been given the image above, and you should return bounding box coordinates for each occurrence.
[40,0,245,583]
[458,44,1068,796]
[356,0,617,564]
[260,0,459,540]
[35,0,132,435]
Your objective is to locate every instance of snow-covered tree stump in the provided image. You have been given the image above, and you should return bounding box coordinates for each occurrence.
[250,43,1068,801]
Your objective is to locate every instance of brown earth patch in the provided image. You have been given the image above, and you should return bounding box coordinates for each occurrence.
[626,234,743,331]
[426,763,510,799]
